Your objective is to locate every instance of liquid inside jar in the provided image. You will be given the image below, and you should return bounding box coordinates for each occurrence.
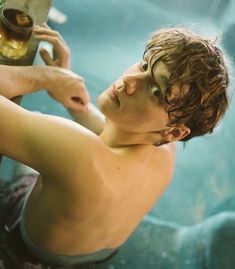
[0,8,33,59]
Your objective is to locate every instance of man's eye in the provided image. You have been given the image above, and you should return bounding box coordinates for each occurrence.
[152,86,162,99]
[141,61,148,71]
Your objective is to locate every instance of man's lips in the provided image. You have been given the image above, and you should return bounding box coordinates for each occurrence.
[109,84,120,105]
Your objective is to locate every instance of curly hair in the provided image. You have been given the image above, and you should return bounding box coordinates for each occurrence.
[145,28,230,141]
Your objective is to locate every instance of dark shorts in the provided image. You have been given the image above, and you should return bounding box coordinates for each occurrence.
[0,174,118,269]
[0,174,43,268]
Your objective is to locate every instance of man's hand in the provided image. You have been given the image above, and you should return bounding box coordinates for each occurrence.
[34,24,90,112]
[34,24,104,131]
[47,67,90,113]
[34,23,71,69]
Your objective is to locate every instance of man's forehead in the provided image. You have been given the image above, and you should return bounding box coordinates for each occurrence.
[145,50,171,91]
[152,61,170,78]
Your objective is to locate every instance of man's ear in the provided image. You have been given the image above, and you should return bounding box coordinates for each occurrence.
[162,125,191,142]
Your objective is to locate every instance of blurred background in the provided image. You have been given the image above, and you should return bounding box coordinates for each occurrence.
[1,0,235,268]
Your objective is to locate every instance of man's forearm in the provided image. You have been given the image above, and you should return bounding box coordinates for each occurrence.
[1,64,90,114]
[0,64,50,99]
[68,103,105,135]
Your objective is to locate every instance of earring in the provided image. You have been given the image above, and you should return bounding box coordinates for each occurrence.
[172,129,180,137]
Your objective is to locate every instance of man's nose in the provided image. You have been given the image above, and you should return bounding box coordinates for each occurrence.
[122,74,141,95]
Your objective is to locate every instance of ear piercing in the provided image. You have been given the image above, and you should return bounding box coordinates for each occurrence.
[172,129,180,137]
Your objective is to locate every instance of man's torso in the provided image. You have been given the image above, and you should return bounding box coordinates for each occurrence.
[23,139,176,255]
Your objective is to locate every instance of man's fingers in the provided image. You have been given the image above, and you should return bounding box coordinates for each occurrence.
[68,98,89,113]
[34,24,71,69]
[70,88,90,109]
[34,25,67,45]
[34,25,61,37]
[42,22,50,28]
[36,34,69,55]
[71,96,83,104]
[35,34,60,46]
[39,48,54,66]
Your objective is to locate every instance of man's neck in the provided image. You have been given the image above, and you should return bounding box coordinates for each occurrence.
[99,120,150,148]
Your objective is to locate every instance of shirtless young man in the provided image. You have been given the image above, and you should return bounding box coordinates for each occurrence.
[0,26,229,266]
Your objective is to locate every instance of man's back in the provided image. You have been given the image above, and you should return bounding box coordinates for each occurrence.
[23,129,176,255]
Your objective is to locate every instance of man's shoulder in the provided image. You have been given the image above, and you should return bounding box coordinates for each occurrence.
[151,142,176,182]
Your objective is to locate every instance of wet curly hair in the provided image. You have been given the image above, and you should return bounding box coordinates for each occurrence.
[145,28,230,141]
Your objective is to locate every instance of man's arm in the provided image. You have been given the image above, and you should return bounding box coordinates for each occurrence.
[34,24,105,134]
[0,64,45,99]
[68,103,105,135]
[0,64,89,112]
[0,65,93,184]
[0,94,98,189]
